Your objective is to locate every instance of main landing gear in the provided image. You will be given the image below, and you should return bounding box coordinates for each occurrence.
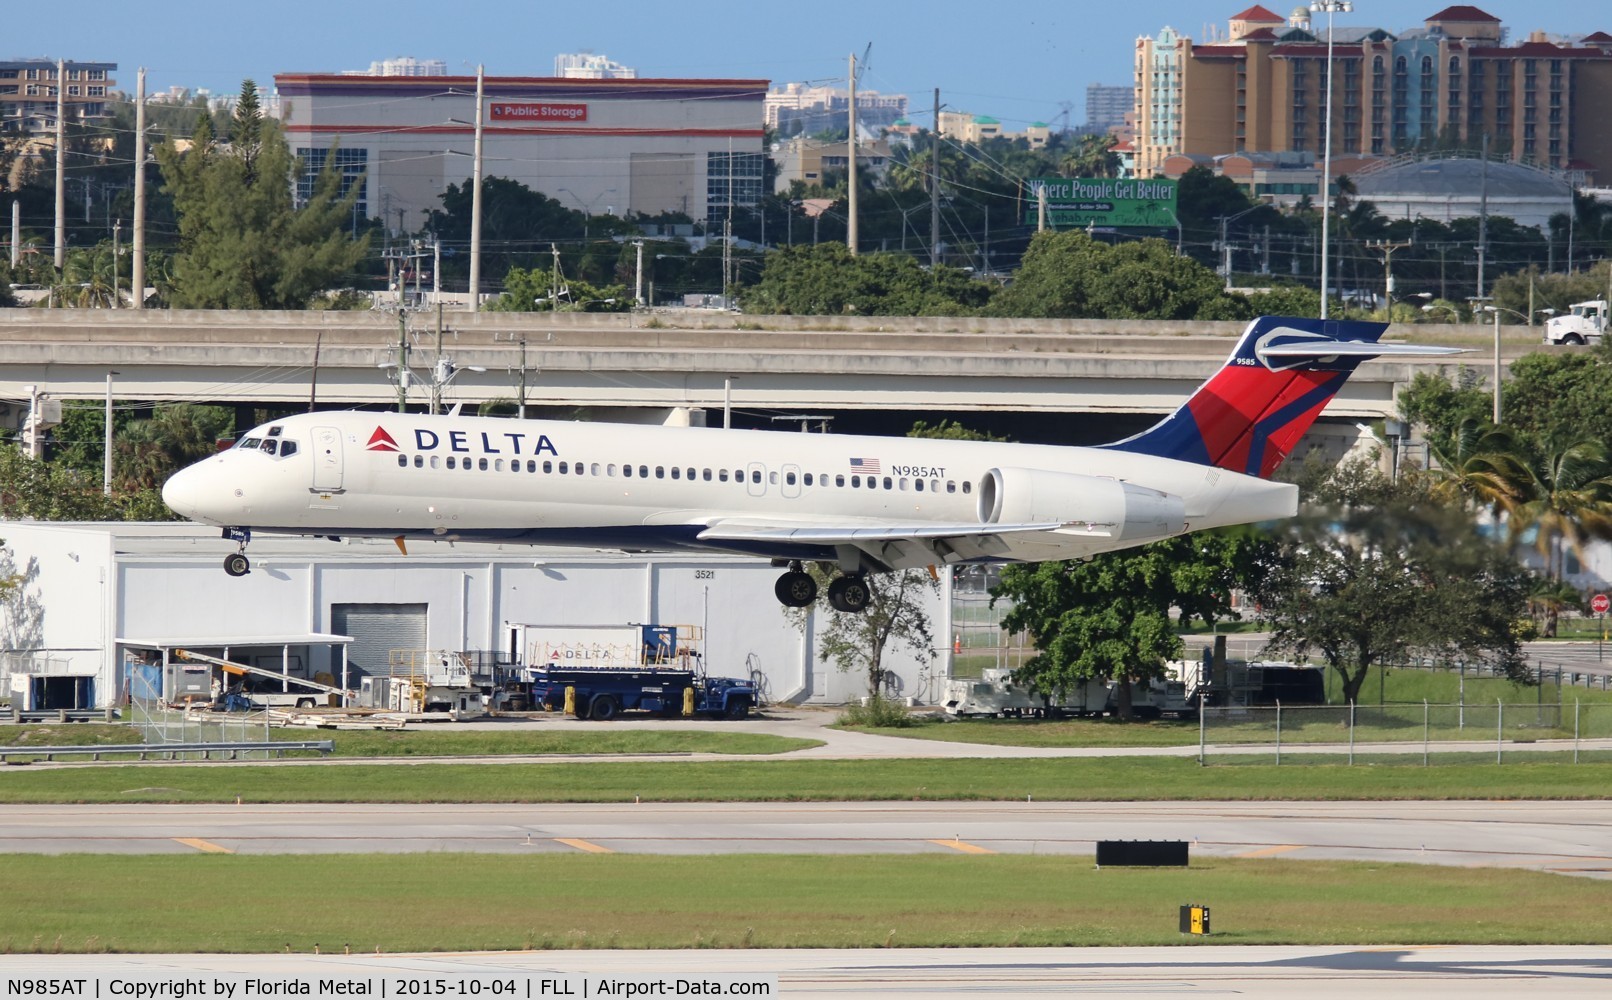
[772,562,872,614]
[222,528,252,577]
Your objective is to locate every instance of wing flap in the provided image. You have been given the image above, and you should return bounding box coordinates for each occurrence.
[696,520,1065,544]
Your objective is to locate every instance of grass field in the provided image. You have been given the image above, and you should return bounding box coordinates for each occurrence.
[2,854,1607,952]
[0,724,821,757]
[5,756,1612,804]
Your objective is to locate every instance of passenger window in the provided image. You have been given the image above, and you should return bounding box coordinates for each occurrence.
[785,471,796,485]
[479,458,489,471]
[608,464,617,476]
[719,469,729,482]
[672,467,681,480]
[946,481,955,493]
[931,479,940,493]
[640,465,649,478]
[543,461,553,473]
[624,465,634,478]
[768,471,778,485]
[495,459,504,471]
[686,468,695,480]
[836,475,845,487]
[883,477,892,490]
[396,455,407,468]
[558,461,569,474]
[962,481,972,494]
[851,475,861,488]
[899,478,908,491]
[703,469,712,481]
[751,470,761,484]
[447,456,457,469]
[656,466,666,479]
[913,479,923,492]
[413,455,422,468]
[591,463,601,476]
[282,442,299,457]
[527,460,536,472]
[430,456,440,469]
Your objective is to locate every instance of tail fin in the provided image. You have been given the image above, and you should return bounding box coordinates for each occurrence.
[1103,316,1462,478]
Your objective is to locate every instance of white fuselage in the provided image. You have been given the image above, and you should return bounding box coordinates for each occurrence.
[161,410,1297,567]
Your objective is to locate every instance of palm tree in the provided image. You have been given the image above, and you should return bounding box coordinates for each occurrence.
[1527,577,1583,638]
[1059,134,1119,179]
[1425,418,1527,519]
[1508,438,1612,581]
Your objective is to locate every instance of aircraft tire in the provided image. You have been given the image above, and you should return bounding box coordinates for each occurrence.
[827,575,871,613]
[775,571,817,607]
[223,553,251,577]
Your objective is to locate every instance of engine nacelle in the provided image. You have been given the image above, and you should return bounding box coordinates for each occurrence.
[977,467,1186,540]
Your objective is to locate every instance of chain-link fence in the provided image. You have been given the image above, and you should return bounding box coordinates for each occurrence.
[1199,700,1612,765]
[128,689,280,761]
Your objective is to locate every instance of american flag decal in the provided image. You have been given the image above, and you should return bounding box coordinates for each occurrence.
[849,457,881,474]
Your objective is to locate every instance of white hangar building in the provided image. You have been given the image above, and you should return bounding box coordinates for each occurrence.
[273,73,768,230]
[0,522,951,711]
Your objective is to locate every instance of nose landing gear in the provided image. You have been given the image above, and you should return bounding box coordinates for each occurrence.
[222,527,252,577]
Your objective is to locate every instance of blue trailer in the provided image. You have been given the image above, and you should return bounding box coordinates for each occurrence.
[513,623,757,721]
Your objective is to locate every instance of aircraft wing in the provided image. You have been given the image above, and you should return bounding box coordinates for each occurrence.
[695,516,1086,570]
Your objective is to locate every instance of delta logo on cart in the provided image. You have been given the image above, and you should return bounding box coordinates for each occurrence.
[489,102,588,123]
[366,427,401,452]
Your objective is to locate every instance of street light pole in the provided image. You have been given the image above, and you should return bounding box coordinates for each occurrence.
[1311,1,1353,320]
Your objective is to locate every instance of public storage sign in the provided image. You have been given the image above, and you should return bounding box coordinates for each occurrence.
[489,102,588,122]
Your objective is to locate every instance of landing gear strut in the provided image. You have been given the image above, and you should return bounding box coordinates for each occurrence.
[774,562,817,607]
[827,575,871,613]
[222,528,252,577]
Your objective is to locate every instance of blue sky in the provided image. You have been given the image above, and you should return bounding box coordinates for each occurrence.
[17,0,1607,128]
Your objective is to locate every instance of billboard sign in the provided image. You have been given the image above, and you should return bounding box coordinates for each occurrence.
[489,102,589,123]
[1024,177,1178,228]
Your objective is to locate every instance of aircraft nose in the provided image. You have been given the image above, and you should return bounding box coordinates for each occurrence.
[162,464,203,519]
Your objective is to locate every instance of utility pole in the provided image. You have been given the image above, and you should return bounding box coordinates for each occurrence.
[432,237,441,303]
[633,240,645,306]
[468,64,485,311]
[9,200,18,267]
[847,51,858,256]
[132,67,145,309]
[724,140,734,305]
[111,218,120,307]
[395,310,409,413]
[1037,185,1047,232]
[54,59,66,270]
[1366,238,1412,314]
[103,371,116,495]
[24,384,43,460]
[1476,132,1489,299]
[1220,215,1233,291]
[432,302,445,414]
[930,88,940,267]
[550,243,561,312]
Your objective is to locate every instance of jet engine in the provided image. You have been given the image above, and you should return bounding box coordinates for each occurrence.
[977,467,1186,540]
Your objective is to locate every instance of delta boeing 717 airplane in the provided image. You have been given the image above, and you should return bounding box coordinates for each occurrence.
[161,316,1458,612]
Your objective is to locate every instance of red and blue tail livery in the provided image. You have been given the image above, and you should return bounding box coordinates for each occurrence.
[1104,317,1456,477]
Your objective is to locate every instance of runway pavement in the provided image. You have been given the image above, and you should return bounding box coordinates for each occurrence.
[6,800,1612,876]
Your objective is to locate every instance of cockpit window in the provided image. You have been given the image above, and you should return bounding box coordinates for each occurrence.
[261,440,279,456]
[238,438,262,450]
[281,441,298,457]
[266,426,282,437]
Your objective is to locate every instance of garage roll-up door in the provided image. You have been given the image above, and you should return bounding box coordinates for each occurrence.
[331,603,427,676]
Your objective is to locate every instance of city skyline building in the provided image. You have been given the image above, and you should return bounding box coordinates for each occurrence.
[0,58,116,134]
[1133,4,1612,182]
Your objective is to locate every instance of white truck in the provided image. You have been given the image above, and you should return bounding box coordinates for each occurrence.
[1543,300,1607,346]
[943,668,1190,719]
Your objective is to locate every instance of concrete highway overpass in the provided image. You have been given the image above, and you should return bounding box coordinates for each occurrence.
[0,308,1518,439]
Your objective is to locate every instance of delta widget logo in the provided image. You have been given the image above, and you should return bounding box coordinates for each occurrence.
[366,427,400,452]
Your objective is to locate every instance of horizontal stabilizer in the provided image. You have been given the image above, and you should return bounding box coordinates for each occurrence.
[1258,341,1467,359]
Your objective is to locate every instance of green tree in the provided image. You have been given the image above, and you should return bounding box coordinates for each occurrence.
[1252,463,1530,703]
[988,231,1233,320]
[786,567,939,698]
[741,243,991,316]
[110,404,234,492]
[490,267,629,312]
[156,81,369,309]
[993,531,1267,717]
[0,447,170,521]
[1506,437,1612,581]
